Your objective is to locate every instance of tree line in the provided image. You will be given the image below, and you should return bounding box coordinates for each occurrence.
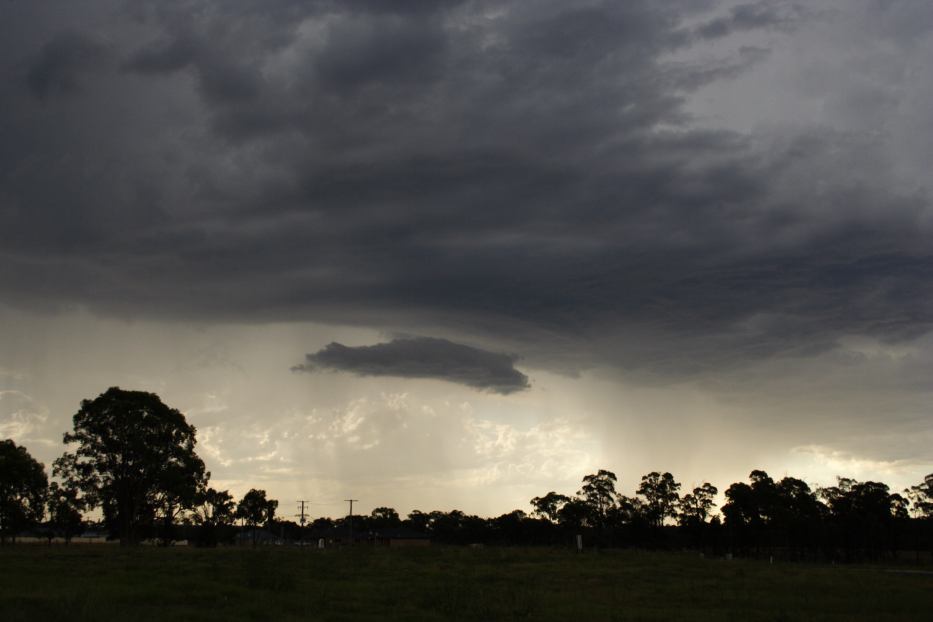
[2,387,932,561]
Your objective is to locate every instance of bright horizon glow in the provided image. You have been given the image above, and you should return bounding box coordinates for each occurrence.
[3,307,930,519]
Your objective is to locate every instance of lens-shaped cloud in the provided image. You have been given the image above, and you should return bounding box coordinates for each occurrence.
[295,337,530,394]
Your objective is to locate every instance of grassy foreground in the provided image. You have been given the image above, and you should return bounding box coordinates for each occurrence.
[1,545,930,621]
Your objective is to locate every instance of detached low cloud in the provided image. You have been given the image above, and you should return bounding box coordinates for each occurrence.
[294,337,530,395]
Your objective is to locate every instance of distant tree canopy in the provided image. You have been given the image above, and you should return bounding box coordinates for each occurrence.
[190,487,236,547]
[906,474,933,518]
[4,393,933,560]
[0,439,48,543]
[637,471,682,527]
[370,506,401,528]
[236,488,278,531]
[530,492,571,523]
[678,483,718,527]
[46,482,84,544]
[53,387,206,545]
[292,467,925,558]
[578,469,618,527]
[195,487,236,527]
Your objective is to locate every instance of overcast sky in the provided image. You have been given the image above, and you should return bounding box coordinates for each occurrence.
[2,0,933,518]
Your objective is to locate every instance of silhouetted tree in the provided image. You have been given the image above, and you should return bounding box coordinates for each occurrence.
[723,470,791,556]
[405,510,430,532]
[722,479,759,554]
[0,439,48,544]
[195,487,235,525]
[491,510,537,544]
[556,498,590,530]
[678,483,718,527]
[191,487,235,546]
[426,510,465,542]
[749,470,779,525]
[890,493,909,519]
[677,482,717,549]
[771,477,824,557]
[460,513,489,544]
[304,516,335,543]
[370,507,401,529]
[530,491,570,523]
[47,481,84,544]
[820,477,900,561]
[906,474,933,518]
[578,470,618,528]
[236,488,278,543]
[614,494,646,522]
[153,461,208,546]
[637,472,682,528]
[53,388,205,545]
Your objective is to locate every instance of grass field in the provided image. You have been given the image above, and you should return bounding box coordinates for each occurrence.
[1,545,930,621]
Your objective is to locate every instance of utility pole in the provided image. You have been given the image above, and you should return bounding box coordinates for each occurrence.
[296,500,309,527]
[345,499,358,545]
[296,500,309,545]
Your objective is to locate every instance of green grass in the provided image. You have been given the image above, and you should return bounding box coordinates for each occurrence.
[1,545,930,621]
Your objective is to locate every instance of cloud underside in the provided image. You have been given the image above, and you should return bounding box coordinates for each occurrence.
[295,337,530,394]
[0,1,932,377]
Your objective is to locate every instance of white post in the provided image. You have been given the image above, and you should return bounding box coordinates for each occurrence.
[576,534,583,552]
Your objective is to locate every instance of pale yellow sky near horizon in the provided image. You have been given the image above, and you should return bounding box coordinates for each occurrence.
[2,305,931,519]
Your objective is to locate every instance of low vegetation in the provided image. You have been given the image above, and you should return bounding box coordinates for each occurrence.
[2,545,932,621]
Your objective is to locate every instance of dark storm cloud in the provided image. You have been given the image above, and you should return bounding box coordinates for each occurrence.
[1,0,932,378]
[25,30,111,100]
[695,1,804,39]
[124,35,199,75]
[294,337,530,394]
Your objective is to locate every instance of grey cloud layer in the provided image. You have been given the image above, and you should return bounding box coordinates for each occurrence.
[295,337,530,394]
[1,0,932,377]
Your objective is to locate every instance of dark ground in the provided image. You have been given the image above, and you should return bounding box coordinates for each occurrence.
[1,545,930,621]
